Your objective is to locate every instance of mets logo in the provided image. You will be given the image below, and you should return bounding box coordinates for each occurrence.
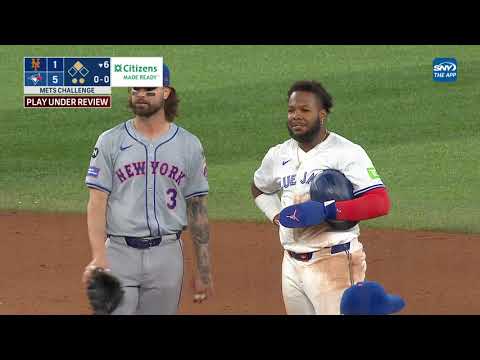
[28,73,43,85]
[31,58,41,71]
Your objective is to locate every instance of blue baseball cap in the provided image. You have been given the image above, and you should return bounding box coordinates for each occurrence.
[163,63,170,86]
[340,281,405,315]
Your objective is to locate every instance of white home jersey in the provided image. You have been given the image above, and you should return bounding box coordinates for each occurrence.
[254,132,384,253]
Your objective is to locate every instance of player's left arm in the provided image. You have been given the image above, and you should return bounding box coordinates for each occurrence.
[333,187,390,222]
[333,145,390,222]
[279,187,390,228]
[186,194,213,302]
[279,143,391,228]
[184,136,212,302]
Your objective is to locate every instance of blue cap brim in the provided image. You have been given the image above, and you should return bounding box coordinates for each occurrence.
[163,63,170,86]
[384,294,405,314]
[372,294,405,315]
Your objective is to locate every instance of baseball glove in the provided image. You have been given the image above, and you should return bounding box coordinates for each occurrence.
[86,267,124,315]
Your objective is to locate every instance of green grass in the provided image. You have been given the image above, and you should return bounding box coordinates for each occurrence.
[1,45,479,233]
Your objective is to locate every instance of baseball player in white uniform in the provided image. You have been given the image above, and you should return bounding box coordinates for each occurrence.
[82,64,213,314]
[252,80,391,315]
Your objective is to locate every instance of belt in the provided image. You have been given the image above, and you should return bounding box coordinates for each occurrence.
[287,242,351,262]
[112,232,181,249]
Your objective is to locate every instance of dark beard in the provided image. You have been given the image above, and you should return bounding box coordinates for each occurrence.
[128,98,164,117]
[287,115,322,143]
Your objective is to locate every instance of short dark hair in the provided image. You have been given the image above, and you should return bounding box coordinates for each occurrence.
[287,80,333,113]
[164,87,180,122]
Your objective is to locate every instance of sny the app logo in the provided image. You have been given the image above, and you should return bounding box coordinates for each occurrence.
[433,58,457,82]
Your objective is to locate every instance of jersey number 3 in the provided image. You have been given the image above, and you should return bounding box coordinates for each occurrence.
[166,188,177,209]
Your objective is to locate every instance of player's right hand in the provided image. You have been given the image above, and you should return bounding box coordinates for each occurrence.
[193,272,214,304]
[82,257,109,284]
[273,214,280,227]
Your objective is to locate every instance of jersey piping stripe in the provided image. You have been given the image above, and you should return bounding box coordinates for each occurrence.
[86,182,111,194]
[154,125,179,149]
[124,123,153,237]
[154,126,180,236]
[176,239,184,311]
[353,184,385,197]
[184,190,209,199]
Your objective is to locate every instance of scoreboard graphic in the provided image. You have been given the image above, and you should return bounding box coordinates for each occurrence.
[23,56,164,108]
[24,57,112,108]
[24,57,111,93]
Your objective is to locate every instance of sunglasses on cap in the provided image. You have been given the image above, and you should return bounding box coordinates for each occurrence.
[131,87,158,96]
[132,87,158,91]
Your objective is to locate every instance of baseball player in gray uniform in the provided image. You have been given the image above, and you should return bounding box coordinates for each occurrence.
[82,63,213,315]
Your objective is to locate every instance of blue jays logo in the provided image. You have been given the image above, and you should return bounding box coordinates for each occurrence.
[282,168,323,189]
[28,73,43,85]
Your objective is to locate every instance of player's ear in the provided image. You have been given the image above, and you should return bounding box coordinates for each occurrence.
[162,87,172,100]
[319,109,328,122]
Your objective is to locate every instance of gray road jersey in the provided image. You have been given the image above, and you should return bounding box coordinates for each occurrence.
[85,119,209,237]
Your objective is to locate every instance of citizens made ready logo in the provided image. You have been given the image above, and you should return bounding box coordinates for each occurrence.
[433,58,457,82]
[114,64,158,73]
[110,57,163,87]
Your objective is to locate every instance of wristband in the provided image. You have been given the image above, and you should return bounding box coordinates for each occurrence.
[254,193,282,223]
